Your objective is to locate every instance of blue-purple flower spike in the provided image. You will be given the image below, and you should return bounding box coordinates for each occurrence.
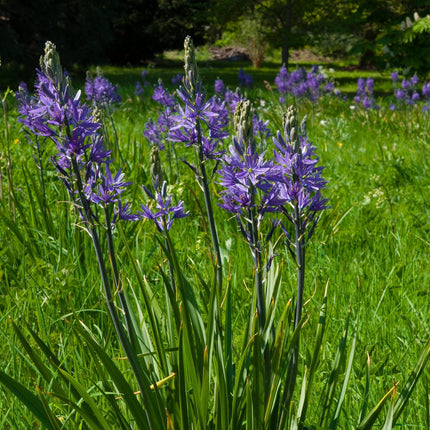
[18,42,157,418]
[85,74,121,107]
[139,181,189,232]
[18,41,135,227]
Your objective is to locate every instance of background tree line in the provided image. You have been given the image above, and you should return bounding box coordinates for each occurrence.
[1,0,429,78]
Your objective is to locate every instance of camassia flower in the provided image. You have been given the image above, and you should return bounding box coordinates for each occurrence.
[271,108,328,241]
[139,181,189,232]
[18,41,134,225]
[85,75,121,107]
[273,133,328,213]
[218,136,278,214]
[143,81,178,150]
[169,86,228,159]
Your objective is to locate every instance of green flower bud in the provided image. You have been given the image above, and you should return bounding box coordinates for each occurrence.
[150,146,163,193]
[184,36,200,96]
[234,100,255,151]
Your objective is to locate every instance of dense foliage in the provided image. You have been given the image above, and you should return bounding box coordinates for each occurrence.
[1,0,430,82]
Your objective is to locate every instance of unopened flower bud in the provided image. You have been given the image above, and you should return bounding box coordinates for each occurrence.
[150,145,163,193]
[184,36,200,96]
[92,106,103,124]
[234,100,254,151]
[41,41,63,84]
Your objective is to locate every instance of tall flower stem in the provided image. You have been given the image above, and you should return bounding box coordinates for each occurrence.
[249,202,265,333]
[104,206,139,351]
[2,90,16,220]
[183,35,223,296]
[196,119,223,295]
[249,203,272,402]
[69,156,159,427]
[294,205,305,330]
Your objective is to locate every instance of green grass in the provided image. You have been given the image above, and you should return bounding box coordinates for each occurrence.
[1,59,430,428]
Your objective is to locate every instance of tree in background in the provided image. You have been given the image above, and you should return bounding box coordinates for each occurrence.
[379,10,430,75]
[209,0,318,69]
[0,0,113,68]
[1,0,429,83]
[208,0,430,71]
[0,0,209,82]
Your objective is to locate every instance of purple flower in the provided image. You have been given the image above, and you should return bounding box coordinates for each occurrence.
[357,78,366,95]
[218,137,278,214]
[169,87,228,159]
[412,91,420,101]
[422,82,430,98]
[401,79,411,90]
[144,119,165,150]
[362,98,372,109]
[395,89,406,100]
[354,77,378,109]
[19,42,134,226]
[214,78,226,96]
[134,81,144,96]
[271,113,328,230]
[274,65,335,102]
[135,70,149,97]
[85,75,121,106]
[238,68,253,88]
[113,200,140,223]
[324,81,335,92]
[138,182,189,232]
[411,74,419,86]
[152,81,176,108]
[172,73,183,86]
[85,165,132,205]
[391,71,399,82]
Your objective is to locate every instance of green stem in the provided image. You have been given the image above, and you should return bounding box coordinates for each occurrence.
[248,202,271,403]
[280,204,305,427]
[196,119,223,295]
[70,157,157,427]
[2,93,15,220]
[104,206,138,352]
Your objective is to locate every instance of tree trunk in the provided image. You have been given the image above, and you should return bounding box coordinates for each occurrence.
[282,0,292,69]
[282,44,290,69]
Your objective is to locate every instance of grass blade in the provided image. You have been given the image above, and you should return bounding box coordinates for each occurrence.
[393,334,430,424]
[0,369,56,429]
[356,384,397,430]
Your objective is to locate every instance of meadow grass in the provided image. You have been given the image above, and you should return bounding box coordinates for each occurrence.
[1,56,430,428]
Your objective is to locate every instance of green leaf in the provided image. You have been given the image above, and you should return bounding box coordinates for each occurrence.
[76,322,150,430]
[330,315,357,429]
[0,369,57,430]
[356,385,396,430]
[393,334,430,424]
[56,367,112,430]
[319,304,351,427]
[36,385,62,430]
[297,281,328,427]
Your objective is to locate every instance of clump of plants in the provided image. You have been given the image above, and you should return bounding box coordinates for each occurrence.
[1,37,430,430]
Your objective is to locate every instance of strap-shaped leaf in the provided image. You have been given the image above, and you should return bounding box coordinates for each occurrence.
[0,369,56,429]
